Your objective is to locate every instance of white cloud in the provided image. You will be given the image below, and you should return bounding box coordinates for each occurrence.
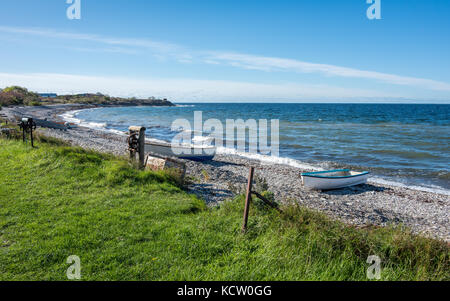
[1,26,450,95]
[0,72,407,102]
[67,46,140,55]
[206,52,450,92]
[0,25,188,61]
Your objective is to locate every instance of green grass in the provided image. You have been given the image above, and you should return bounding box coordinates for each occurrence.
[0,138,448,281]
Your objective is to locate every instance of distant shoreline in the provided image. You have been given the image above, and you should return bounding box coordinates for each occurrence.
[0,102,176,124]
[0,86,176,108]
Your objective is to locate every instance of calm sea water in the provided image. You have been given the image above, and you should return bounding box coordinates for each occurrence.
[64,104,450,193]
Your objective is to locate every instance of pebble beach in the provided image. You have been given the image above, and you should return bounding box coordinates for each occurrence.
[2,104,449,242]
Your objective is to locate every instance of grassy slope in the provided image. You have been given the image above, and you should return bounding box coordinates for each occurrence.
[0,138,448,281]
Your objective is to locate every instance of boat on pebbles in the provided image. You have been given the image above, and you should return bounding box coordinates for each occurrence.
[301,169,370,190]
[144,140,216,161]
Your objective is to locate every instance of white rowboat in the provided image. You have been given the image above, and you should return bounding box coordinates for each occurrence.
[144,140,216,161]
[301,169,370,190]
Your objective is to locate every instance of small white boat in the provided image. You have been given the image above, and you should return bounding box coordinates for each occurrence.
[301,169,370,190]
[144,140,216,161]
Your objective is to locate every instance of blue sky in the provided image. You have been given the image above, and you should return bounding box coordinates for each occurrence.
[0,0,449,102]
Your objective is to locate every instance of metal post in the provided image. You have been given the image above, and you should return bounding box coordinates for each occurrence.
[29,119,34,148]
[242,167,255,233]
[138,127,146,169]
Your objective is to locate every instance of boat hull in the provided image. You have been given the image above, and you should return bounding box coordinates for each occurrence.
[301,169,370,190]
[144,141,216,161]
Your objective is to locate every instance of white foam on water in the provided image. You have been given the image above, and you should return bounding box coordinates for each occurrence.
[107,128,128,136]
[192,136,214,144]
[60,109,128,136]
[369,177,450,196]
[60,109,84,125]
[84,122,108,129]
[216,146,321,171]
[61,110,106,130]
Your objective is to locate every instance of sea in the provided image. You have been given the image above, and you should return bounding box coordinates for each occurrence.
[61,103,450,195]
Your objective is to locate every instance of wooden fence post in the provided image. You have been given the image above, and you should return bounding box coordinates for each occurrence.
[242,166,283,233]
[128,126,146,169]
[138,127,146,169]
[242,166,255,233]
